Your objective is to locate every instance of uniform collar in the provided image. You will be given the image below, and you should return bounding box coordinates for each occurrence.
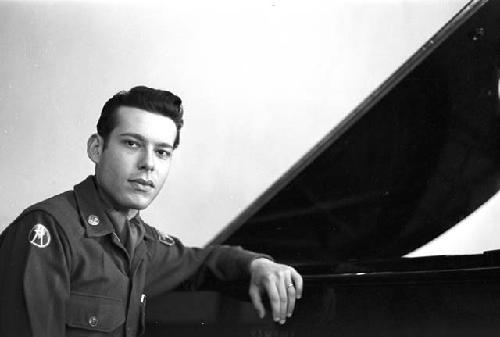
[73,176,116,238]
[131,214,155,241]
[73,176,154,240]
[105,209,154,242]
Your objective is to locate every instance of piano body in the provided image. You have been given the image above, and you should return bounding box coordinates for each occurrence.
[147,0,500,336]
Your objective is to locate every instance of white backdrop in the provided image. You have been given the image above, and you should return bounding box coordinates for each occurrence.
[3,0,490,255]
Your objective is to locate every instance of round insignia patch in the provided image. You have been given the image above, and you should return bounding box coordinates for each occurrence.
[87,215,100,226]
[29,223,51,248]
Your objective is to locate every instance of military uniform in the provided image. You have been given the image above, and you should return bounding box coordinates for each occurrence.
[0,176,266,337]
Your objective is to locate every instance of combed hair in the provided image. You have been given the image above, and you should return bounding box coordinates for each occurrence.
[97,86,184,148]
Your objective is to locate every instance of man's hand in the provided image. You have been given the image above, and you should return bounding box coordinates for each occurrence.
[248,258,303,324]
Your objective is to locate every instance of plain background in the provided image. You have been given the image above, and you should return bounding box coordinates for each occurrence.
[2,0,497,255]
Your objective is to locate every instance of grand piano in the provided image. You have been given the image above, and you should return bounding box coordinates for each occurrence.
[147,0,500,335]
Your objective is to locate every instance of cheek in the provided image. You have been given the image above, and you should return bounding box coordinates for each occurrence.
[108,153,136,173]
[99,160,131,189]
[157,175,168,190]
[157,162,171,182]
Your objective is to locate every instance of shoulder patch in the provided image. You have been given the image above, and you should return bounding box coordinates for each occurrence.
[156,229,175,246]
[29,223,51,248]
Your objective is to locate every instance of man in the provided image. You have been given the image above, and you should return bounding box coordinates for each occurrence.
[0,86,303,336]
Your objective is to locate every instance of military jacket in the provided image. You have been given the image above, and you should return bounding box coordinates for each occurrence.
[0,176,265,337]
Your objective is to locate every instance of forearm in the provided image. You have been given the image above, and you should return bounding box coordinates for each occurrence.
[203,245,273,281]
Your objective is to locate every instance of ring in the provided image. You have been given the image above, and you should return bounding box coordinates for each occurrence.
[287,283,294,288]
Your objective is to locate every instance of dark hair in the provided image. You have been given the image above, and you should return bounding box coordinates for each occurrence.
[97,86,184,148]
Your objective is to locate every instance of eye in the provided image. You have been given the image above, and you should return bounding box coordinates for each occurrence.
[156,149,172,159]
[123,139,140,148]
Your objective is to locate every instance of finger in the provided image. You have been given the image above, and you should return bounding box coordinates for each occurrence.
[249,284,265,319]
[264,279,281,323]
[277,273,288,324]
[285,276,296,318]
[291,269,303,299]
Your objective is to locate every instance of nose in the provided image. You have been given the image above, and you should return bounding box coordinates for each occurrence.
[139,147,155,171]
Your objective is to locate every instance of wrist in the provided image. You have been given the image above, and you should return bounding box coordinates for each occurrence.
[249,257,272,273]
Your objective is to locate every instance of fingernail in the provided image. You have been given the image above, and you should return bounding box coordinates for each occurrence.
[274,317,279,322]
[280,320,285,325]
[287,313,291,317]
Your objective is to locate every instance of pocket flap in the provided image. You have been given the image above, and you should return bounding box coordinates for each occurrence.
[66,292,125,332]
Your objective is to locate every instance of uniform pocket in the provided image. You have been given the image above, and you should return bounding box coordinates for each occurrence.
[66,292,126,334]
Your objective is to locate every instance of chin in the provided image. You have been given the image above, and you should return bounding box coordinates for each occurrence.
[122,197,153,211]
[133,201,152,210]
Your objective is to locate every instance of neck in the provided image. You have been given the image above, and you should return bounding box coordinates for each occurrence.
[93,177,138,220]
[111,207,138,221]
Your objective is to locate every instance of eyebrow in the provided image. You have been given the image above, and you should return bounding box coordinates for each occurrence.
[119,133,173,149]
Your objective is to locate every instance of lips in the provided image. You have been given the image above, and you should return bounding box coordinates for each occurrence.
[129,178,155,190]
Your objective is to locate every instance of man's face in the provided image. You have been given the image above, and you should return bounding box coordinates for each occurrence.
[91,106,177,211]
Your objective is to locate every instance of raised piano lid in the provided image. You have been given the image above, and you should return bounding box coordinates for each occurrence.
[209,0,500,264]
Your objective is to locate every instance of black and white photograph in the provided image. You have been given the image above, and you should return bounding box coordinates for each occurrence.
[1,0,500,336]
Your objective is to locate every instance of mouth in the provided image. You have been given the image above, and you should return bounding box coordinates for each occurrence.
[129,178,155,191]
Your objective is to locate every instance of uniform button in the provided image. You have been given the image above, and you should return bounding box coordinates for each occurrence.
[88,315,98,328]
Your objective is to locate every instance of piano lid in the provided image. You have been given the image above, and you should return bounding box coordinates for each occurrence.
[210,0,500,263]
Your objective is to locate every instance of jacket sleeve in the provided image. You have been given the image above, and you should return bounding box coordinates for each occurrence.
[144,232,271,297]
[0,211,70,337]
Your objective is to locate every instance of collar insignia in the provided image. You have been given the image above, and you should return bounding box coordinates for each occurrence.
[87,215,100,226]
[29,223,51,248]
[158,230,175,246]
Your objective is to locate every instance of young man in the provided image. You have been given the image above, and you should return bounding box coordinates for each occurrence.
[0,86,302,337]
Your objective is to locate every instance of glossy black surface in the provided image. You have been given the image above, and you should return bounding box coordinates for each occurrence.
[214,0,500,262]
[147,259,500,337]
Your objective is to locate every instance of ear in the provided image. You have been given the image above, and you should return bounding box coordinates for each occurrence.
[87,134,104,164]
